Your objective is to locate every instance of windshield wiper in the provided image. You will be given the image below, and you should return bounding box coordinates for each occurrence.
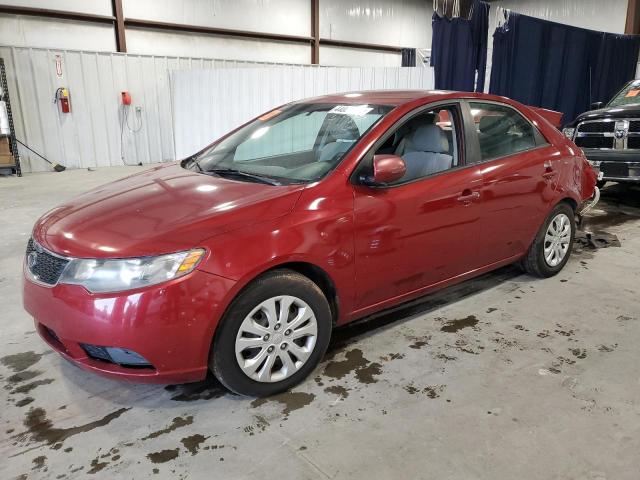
[204,168,281,186]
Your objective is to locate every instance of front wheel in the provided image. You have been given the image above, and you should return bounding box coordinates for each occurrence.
[520,202,575,278]
[210,269,332,397]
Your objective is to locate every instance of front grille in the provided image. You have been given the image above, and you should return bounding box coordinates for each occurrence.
[628,137,640,149]
[25,238,69,285]
[577,122,615,133]
[629,120,640,132]
[81,344,113,362]
[574,136,614,149]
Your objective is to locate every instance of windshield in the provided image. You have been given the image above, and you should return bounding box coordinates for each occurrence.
[186,103,392,184]
[608,80,640,107]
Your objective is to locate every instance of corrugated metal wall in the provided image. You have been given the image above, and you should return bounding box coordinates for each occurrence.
[170,66,435,159]
[0,45,294,173]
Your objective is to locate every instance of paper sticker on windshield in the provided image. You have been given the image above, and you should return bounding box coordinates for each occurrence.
[329,105,373,116]
[259,109,282,121]
[626,89,640,98]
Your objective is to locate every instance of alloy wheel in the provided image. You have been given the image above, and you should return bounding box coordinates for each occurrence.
[543,213,571,267]
[235,295,318,383]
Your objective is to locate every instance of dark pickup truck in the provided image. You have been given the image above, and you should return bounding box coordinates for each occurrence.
[564,79,640,187]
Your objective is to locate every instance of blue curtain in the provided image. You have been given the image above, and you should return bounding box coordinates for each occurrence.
[489,12,640,124]
[430,0,490,92]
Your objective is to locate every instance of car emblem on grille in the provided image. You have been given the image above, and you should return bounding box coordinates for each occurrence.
[614,120,629,140]
[27,251,38,269]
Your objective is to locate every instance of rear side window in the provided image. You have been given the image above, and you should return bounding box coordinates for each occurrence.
[469,102,544,162]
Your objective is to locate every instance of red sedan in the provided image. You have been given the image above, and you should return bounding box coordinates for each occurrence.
[23,91,597,396]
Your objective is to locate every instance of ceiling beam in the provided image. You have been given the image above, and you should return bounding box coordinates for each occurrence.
[320,38,403,53]
[311,0,320,64]
[111,0,127,52]
[0,5,114,24]
[626,0,640,35]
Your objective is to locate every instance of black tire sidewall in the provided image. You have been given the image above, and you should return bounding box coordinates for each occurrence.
[211,270,332,397]
[534,203,575,276]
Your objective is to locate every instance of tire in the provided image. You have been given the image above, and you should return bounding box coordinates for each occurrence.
[596,180,607,189]
[210,269,332,397]
[520,202,575,278]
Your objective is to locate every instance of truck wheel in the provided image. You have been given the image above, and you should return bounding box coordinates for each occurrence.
[210,269,332,397]
[520,202,575,278]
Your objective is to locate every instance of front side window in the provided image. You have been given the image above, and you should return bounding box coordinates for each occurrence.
[188,103,392,184]
[608,79,640,107]
[469,102,541,162]
[366,104,461,185]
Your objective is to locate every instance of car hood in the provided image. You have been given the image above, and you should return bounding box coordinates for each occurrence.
[573,103,640,124]
[33,163,305,258]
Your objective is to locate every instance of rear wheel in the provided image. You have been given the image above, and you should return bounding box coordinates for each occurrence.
[210,269,332,397]
[520,202,575,278]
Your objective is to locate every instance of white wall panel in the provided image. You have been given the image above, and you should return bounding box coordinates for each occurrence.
[320,0,432,47]
[122,0,310,37]
[171,66,434,158]
[320,46,402,67]
[0,14,116,51]
[0,46,281,173]
[125,28,310,64]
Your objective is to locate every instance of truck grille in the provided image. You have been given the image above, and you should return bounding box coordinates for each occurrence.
[25,238,69,286]
[574,118,640,151]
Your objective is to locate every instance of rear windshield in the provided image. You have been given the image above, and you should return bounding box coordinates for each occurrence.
[608,80,640,107]
[187,103,393,184]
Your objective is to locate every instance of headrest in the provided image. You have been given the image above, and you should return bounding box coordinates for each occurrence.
[406,124,449,153]
[479,115,514,136]
[325,113,360,141]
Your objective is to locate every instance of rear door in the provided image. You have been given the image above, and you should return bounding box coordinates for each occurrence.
[352,101,484,309]
[464,101,559,264]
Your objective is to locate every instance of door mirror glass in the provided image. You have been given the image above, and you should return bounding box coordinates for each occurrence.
[367,154,406,185]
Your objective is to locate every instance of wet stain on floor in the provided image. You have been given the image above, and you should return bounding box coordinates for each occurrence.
[165,376,227,402]
[11,378,54,395]
[440,315,479,333]
[181,434,209,455]
[7,370,42,384]
[322,348,382,384]
[251,391,315,416]
[20,406,130,446]
[1,351,43,372]
[324,385,349,399]
[141,416,193,441]
[147,448,180,464]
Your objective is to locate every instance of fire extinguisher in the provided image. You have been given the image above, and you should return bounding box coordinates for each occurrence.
[54,87,71,113]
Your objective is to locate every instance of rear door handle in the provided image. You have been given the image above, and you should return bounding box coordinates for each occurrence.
[457,189,480,203]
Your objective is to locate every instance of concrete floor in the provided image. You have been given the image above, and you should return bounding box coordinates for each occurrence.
[1,165,639,480]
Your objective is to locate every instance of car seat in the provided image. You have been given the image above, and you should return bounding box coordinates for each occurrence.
[400,124,453,181]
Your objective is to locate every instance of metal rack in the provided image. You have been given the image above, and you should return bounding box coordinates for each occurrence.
[0,57,21,176]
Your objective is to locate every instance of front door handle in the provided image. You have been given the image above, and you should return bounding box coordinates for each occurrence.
[457,189,480,204]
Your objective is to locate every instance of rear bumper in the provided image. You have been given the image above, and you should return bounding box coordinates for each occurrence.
[23,268,236,384]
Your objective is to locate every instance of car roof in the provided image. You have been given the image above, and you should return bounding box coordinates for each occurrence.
[294,90,499,107]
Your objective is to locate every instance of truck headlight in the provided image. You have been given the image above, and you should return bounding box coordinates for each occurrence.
[59,249,205,293]
[562,128,575,139]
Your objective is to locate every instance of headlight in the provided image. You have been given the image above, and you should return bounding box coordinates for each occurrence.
[59,249,205,293]
[562,128,575,139]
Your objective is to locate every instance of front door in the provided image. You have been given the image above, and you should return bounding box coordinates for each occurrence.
[352,102,483,310]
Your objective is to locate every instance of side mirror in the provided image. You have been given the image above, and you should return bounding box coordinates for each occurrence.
[361,154,406,186]
[590,102,604,110]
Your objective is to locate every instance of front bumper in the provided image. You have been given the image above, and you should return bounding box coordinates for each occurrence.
[23,268,236,384]
[582,149,640,182]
